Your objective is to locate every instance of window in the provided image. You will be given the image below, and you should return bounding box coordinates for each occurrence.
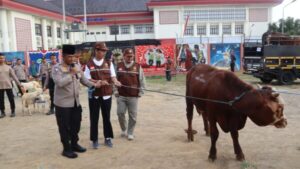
[86,32,90,35]
[134,24,154,34]
[184,25,194,36]
[47,26,52,37]
[109,25,119,35]
[145,24,154,33]
[35,24,42,36]
[184,8,246,22]
[57,28,61,38]
[90,32,95,35]
[120,25,130,34]
[210,24,219,35]
[96,32,101,35]
[197,25,206,35]
[65,32,69,39]
[102,32,106,34]
[222,24,231,35]
[235,23,244,34]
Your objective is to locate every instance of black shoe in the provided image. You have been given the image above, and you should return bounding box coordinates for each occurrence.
[10,113,15,118]
[71,144,86,153]
[0,114,5,118]
[46,109,54,115]
[62,150,78,159]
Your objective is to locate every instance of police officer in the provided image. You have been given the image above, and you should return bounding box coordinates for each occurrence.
[84,42,121,149]
[165,56,172,81]
[52,45,100,158]
[39,57,49,87]
[115,48,146,140]
[43,54,58,115]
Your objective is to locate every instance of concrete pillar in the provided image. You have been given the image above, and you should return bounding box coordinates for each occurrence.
[0,9,10,52]
[52,21,57,48]
[61,23,65,44]
[41,19,48,50]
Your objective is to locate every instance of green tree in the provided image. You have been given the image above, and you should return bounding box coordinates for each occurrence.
[268,17,300,35]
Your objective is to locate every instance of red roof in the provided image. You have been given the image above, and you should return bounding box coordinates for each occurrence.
[147,0,283,7]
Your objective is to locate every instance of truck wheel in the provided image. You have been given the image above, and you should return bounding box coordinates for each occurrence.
[260,75,272,84]
[279,72,295,85]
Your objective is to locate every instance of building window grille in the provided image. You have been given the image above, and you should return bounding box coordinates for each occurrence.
[184,25,194,36]
[47,26,52,37]
[184,8,246,22]
[222,24,231,35]
[65,32,69,39]
[210,24,219,35]
[197,25,206,35]
[109,25,119,35]
[134,24,154,34]
[235,23,244,34]
[120,25,130,34]
[35,24,42,36]
[57,28,61,38]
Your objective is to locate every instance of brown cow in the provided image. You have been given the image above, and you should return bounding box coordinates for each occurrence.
[186,64,287,161]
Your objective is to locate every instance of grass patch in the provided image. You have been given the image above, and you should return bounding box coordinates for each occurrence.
[240,161,257,169]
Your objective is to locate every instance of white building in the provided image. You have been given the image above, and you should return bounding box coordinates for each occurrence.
[0,0,283,52]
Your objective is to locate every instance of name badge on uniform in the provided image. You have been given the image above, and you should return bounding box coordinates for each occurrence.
[104,63,108,68]
[119,68,122,71]
[133,66,137,71]
[90,66,95,70]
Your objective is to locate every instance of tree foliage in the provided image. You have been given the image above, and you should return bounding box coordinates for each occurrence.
[268,17,300,35]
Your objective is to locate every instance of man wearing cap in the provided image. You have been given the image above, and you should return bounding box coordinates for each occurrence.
[52,45,100,159]
[0,53,25,118]
[115,48,146,140]
[84,42,121,149]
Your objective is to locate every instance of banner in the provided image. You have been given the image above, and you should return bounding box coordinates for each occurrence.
[210,43,241,70]
[135,45,175,74]
[28,50,60,69]
[2,51,25,66]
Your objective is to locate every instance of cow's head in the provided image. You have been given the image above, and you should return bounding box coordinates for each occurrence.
[248,86,287,128]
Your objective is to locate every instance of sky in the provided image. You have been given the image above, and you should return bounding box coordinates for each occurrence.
[272,0,300,22]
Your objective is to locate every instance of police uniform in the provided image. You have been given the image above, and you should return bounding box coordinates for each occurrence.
[116,48,146,139]
[39,62,49,87]
[52,45,94,158]
[165,57,172,81]
[44,62,57,114]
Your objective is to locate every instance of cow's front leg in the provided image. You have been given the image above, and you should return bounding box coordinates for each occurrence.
[208,120,218,161]
[230,130,245,161]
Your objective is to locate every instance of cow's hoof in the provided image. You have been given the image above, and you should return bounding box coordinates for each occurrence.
[236,154,245,161]
[208,154,217,162]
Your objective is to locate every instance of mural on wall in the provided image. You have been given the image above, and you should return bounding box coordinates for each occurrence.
[135,45,175,73]
[2,52,25,66]
[175,44,208,71]
[210,43,241,70]
[28,50,60,68]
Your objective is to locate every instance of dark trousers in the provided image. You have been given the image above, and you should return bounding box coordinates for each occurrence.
[55,104,82,151]
[166,70,172,81]
[41,76,46,88]
[89,97,114,141]
[18,80,27,95]
[230,63,235,72]
[0,89,15,112]
[49,89,55,110]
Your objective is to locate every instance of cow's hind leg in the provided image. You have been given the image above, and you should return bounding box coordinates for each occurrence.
[197,108,210,136]
[208,119,218,162]
[185,99,197,141]
[230,130,245,161]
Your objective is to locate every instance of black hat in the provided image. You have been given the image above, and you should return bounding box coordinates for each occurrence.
[62,45,76,55]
